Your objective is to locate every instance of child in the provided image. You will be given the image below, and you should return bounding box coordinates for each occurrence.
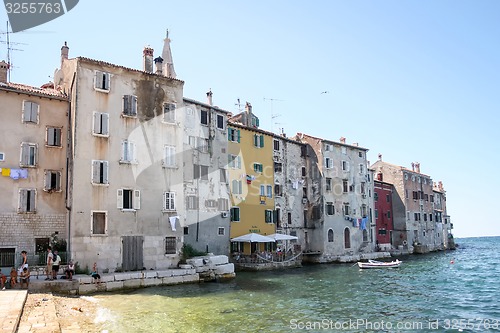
[91,262,101,284]
[19,267,30,289]
[10,267,17,288]
[65,260,75,281]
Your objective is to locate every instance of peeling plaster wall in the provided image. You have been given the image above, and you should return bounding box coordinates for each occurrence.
[182,100,230,255]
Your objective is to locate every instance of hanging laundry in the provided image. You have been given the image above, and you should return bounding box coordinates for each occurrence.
[358,219,363,230]
[1,168,10,177]
[292,180,299,189]
[169,216,179,231]
[352,219,358,228]
[360,217,367,230]
[19,169,28,179]
[10,169,21,180]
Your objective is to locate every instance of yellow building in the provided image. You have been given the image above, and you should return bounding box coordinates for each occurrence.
[228,103,275,254]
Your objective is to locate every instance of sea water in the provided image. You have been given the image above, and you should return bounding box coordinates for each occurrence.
[94,237,500,332]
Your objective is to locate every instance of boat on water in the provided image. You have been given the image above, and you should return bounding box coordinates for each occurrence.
[357,259,402,269]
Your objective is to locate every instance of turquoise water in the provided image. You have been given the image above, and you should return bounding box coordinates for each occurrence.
[95,237,500,332]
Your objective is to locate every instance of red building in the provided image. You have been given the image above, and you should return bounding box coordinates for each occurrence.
[374,179,394,248]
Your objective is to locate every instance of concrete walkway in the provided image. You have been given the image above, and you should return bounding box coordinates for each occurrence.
[0,289,27,333]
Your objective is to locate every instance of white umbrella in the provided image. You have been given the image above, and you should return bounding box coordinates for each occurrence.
[268,233,298,241]
[231,233,275,243]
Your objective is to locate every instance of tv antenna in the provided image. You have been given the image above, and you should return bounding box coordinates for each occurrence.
[0,21,27,82]
[234,98,243,113]
[263,97,283,133]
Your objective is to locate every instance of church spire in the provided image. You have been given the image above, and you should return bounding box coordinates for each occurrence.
[161,29,177,79]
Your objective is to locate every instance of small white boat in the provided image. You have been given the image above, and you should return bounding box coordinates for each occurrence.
[357,259,402,269]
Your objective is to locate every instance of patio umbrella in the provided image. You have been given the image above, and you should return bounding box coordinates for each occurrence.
[231,233,275,243]
[268,233,298,241]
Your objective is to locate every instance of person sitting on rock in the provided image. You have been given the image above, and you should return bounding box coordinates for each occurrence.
[10,267,17,288]
[91,262,101,284]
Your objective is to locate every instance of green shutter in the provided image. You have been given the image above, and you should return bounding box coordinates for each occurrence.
[260,135,264,148]
[256,117,260,127]
[227,129,232,141]
[237,130,241,143]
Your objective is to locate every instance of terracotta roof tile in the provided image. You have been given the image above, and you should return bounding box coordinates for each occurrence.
[0,82,68,99]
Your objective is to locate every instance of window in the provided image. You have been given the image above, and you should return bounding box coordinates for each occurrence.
[326,202,334,215]
[253,163,263,173]
[387,211,391,219]
[230,207,240,222]
[0,248,14,268]
[414,212,421,221]
[194,164,209,180]
[251,116,259,127]
[0,152,4,161]
[117,189,141,210]
[165,237,176,254]
[20,143,37,167]
[183,227,189,235]
[325,158,333,169]
[328,229,334,242]
[274,208,281,227]
[429,214,433,222]
[375,209,379,219]
[404,173,408,180]
[303,186,307,198]
[358,151,363,158]
[201,109,209,125]
[326,178,332,191]
[163,145,176,167]
[92,160,109,185]
[413,191,418,200]
[324,144,331,151]
[228,128,241,142]
[424,194,429,201]
[374,192,379,201]
[265,209,274,223]
[228,155,241,169]
[22,101,39,124]
[19,189,36,213]
[94,71,110,91]
[430,195,434,203]
[361,182,366,194]
[343,180,348,193]
[344,228,351,248]
[288,212,292,225]
[91,211,107,235]
[186,196,199,210]
[220,168,227,183]
[359,164,364,174]
[123,95,138,117]
[44,170,61,192]
[260,185,265,196]
[341,147,347,154]
[232,180,242,194]
[163,103,176,123]
[93,112,109,136]
[46,127,62,147]
[218,227,225,236]
[120,140,136,163]
[274,162,283,173]
[273,139,280,151]
[253,134,265,148]
[267,185,273,198]
[302,166,306,177]
[216,114,224,129]
[274,184,283,197]
[423,213,427,222]
[386,194,391,202]
[163,192,176,211]
[218,198,229,211]
[342,160,350,171]
[205,200,218,208]
[343,203,350,216]
[197,137,209,153]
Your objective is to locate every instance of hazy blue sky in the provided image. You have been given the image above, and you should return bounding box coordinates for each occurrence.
[2,1,499,238]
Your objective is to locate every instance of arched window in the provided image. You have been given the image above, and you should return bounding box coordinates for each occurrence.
[327,229,334,242]
[344,228,351,249]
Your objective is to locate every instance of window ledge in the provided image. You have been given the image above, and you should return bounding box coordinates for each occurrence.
[91,234,108,237]
[121,114,137,119]
[94,88,110,93]
[43,189,62,193]
[162,165,178,169]
[92,133,109,138]
[19,165,37,168]
[45,145,63,149]
[18,211,37,214]
[119,160,138,165]
[91,183,109,187]
[162,210,177,213]
[121,209,137,212]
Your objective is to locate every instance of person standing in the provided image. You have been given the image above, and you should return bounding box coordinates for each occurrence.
[46,246,53,281]
[19,267,30,289]
[52,250,61,280]
[18,250,28,275]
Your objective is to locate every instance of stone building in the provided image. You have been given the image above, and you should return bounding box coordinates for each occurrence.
[0,61,69,267]
[433,181,454,249]
[54,38,186,272]
[374,179,395,250]
[371,159,446,253]
[296,134,375,263]
[182,92,231,255]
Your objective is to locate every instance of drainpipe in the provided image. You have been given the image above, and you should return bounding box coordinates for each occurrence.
[66,71,76,258]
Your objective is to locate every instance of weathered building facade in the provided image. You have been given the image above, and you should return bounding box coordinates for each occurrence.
[374,179,395,250]
[433,181,454,249]
[297,134,375,262]
[54,40,185,271]
[0,64,69,267]
[182,94,231,255]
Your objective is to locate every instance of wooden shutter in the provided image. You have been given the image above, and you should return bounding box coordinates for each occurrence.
[93,112,101,134]
[237,130,241,143]
[31,103,39,123]
[131,96,137,115]
[260,135,264,147]
[123,95,129,114]
[101,113,109,135]
[47,128,55,146]
[44,171,51,190]
[133,190,141,210]
[102,161,108,184]
[92,161,100,183]
[95,71,103,89]
[117,189,123,209]
[55,172,61,191]
[19,189,26,212]
[21,143,29,165]
[29,190,36,212]
[103,73,110,90]
[170,192,175,210]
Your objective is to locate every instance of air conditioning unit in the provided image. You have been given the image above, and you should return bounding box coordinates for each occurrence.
[302,198,307,204]
[221,211,229,218]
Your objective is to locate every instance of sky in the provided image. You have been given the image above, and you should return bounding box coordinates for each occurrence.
[1,0,499,238]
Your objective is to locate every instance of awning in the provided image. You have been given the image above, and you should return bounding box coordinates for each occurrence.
[231,233,275,243]
[268,233,298,241]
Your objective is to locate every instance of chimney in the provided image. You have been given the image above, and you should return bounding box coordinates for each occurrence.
[154,57,163,75]
[245,102,252,127]
[143,46,154,72]
[411,162,415,171]
[0,60,8,83]
[378,153,382,161]
[438,181,443,190]
[352,142,359,147]
[60,42,69,67]
[207,89,213,106]
[340,137,346,144]
[415,162,420,173]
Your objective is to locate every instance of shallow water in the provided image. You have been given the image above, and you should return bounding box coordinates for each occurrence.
[95,237,500,332]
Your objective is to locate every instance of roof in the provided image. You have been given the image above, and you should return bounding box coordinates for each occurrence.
[371,160,432,178]
[77,57,184,84]
[183,97,231,114]
[0,82,68,100]
[297,132,369,151]
[228,120,304,145]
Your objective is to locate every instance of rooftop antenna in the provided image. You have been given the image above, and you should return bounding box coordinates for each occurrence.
[1,21,26,82]
[234,98,243,112]
[263,97,283,133]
